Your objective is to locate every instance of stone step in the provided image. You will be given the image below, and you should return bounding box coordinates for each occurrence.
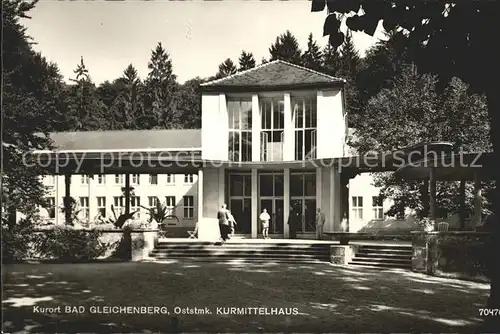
[351,257,411,265]
[348,260,412,269]
[150,256,328,264]
[357,247,412,254]
[152,247,329,253]
[150,251,329,258]
[155,243,331,249]
[354,252,411,259]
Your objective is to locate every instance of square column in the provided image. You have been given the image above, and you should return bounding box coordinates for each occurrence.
[283,168,290,238]
[283,93,294,161]
[251,169,258,238]
[329,167,335,230]
[252,94,260,161]
[197,169,203,220]
[316,167,323,213]
[218,168,225,207]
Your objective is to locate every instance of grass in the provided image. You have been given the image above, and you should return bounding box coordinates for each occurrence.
[2,261,491,333]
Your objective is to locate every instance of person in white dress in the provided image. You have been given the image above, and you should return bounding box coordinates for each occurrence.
[259,208,271,239]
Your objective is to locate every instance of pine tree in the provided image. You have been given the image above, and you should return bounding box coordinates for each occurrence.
[111,64,144,129]
[269,30,302,65]
[68,57,108,130]
[322,43,341,76]
[238,51,256,71]
[301,33,323,71]
[215,58,238,79]
[338,30,361,78]
[144,42,180,129]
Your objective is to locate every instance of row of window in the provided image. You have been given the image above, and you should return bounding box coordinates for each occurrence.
[44,195,195,220]
[45,174,196,186]
[352,196,384,220]
[228,97,317,162]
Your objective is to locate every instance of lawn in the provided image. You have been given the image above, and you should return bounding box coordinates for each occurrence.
[2,261,491,333]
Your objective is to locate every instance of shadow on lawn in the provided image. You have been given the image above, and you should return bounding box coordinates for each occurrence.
[2,261,491,333]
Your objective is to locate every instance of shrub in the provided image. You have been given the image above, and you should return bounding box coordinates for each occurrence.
[34,226,110,262]
[2,217,37,262]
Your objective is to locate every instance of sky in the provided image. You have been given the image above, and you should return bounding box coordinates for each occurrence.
[23,0,386,85]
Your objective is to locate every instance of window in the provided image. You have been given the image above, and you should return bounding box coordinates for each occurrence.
[115,174,123,184]
[184,174,194,184]
[46,175,56,186]
[352,196,363,220]
[148,196,159,209]
[372,196,384,220]
[292,97,317,160]
[149,174,158,185]
[131,196,141,218]
[183,196,194,219]
[113,196,124,214]
[260,98,284,161]
[166,174,174,184]
[81,175,89,185]
[165,196,176,216]
[97,174,106,185]
[132,174,140,185]
[97,197,106,217]
[46,197,56,218]
[79,197,89,220]
[228,98,252,162]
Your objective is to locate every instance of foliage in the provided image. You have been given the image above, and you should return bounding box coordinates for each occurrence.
[1,217,38,262]
[99,205,140,229]
[141,201,179,225]
[215,58,237,79]
[238,51,256,71]
[417,217,434,231]
[321,43,341,76]
[33,226,109,261]
[301,33,323,72]
[269,30,302,65]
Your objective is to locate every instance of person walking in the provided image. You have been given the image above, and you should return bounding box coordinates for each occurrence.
[217,204,230,242]
[316,208,326,240]
[227,210,237,238]
[260,208,271,239]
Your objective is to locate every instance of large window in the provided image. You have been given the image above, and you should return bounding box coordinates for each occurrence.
[292,97,317,160]
[97,197,106,217]
[115,174,123,185]
[228,98,252,162]
[149,174,158,185]
[113,196,124,214]
[131,174,140,185]
[290,171,316,232]
[148,196,159,209]
[372,196,384,220]
[79,197,89,221]
[184,174,194,184]
[352,196,363,220]
[260,98,284,161]
[166,174,174,184]
[227,173,252,233]
[131,196,141,218]
[165,196,176,216]
[97,174,106,185]
[183,196,194,219]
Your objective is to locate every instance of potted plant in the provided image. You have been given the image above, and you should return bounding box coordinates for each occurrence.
[418,217,435,232]
[141,201,179,236]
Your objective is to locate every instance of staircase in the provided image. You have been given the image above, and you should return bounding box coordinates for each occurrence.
[150,240,331,264]
[348,244,412,269]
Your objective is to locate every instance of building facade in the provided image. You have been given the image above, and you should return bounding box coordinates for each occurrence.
[37,61,414,238]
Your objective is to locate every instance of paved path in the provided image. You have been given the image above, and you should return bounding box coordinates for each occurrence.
[3,262,490,333]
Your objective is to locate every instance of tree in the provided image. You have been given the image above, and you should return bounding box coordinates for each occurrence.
[67,57,108,130]
[269,30,302,65]
[337,30,361,79]
[321,43,341,76]
[2,0,66,225]
[301,33,323,72]
[312,0,500,316]
[238,51,256,71]
[143,42,180,129]
[215,58,237,79]
[176,77,203,129]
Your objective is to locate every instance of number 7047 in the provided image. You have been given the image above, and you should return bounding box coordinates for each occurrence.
[479,309,500,316]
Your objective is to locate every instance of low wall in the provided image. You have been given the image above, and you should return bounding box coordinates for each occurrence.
[26,229,158,262]
[411,231,491,282]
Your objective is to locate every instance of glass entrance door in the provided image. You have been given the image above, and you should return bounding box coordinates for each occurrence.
[230,198,251,234]
[259,198,284,234]
[290,198,316,232]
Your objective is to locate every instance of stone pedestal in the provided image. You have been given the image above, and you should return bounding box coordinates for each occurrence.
[130,230,158,261]
[330,245,358,265]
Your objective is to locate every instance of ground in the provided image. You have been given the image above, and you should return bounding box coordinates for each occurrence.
[2,261,491,333]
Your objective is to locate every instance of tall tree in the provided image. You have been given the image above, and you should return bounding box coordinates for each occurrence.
[143,42,180,129]
[269,30,302,65]
[238,51,256,71]
[2,0,67,224]
[176,78,203,129]
[67,57,108,130]
[301,33,323,71]
[321,43,341,76]
[110,64,144,130]
[215,58,237,79]
[313,0,500,316]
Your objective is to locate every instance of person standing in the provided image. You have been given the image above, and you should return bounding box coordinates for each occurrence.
[227,210,237,238]
[316,208,326,240]
[287,207,297,239]
[260,208,271,239]
[217,204,230,242]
